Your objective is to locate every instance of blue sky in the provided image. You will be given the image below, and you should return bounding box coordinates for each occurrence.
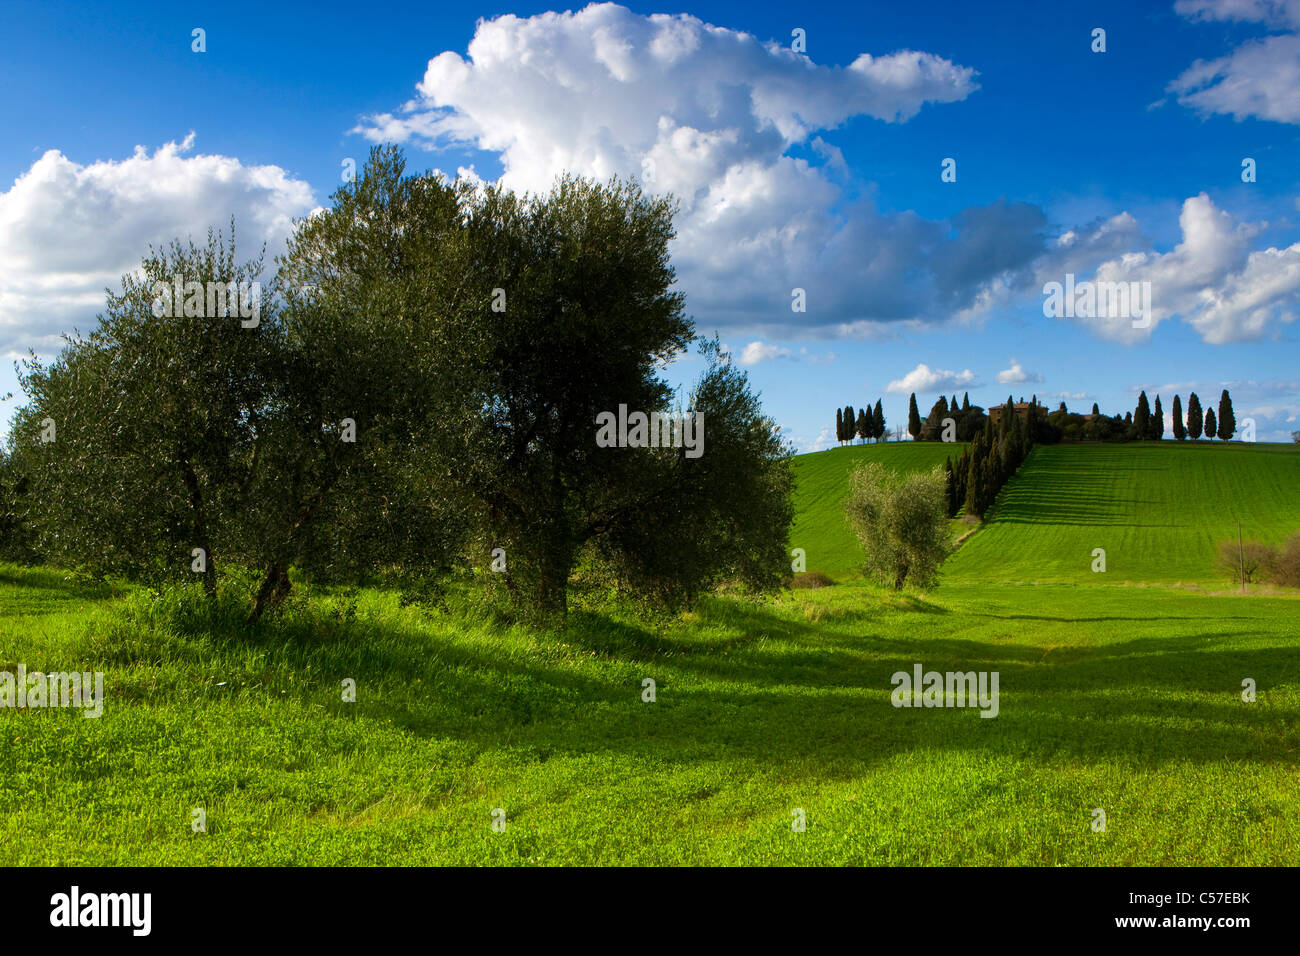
[3,0,1298,447]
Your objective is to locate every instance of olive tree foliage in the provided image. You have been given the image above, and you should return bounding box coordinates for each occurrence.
[13,148,476,617]
[844,463,949,590]
[245,146,478,616]
[13,227,274,596]
[587,339,794,609]
[440,175,792,617]
[430,175,692,615]
[0,447,33,561]
[11,146,795,622]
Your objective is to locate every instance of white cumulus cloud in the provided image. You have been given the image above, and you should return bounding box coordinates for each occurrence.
[886,362,979,394]
[352,4,1070,334]
[0,134,318,358]
[997,358,1043,385]
[1168,0,1300,124]
[734,340,794,365]
[1039,194,1300,344]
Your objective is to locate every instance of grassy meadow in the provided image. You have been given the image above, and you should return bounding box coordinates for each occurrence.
[1,441,1297,865]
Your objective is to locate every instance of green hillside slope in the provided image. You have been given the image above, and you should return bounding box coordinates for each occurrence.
[790,442,965,578]
[945,442,1300,584]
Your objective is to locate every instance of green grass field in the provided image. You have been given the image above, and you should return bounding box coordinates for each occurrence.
[949,442,1300,584]
[1,441,1297,865]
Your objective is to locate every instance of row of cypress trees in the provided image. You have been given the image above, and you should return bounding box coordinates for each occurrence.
[944,395,1035,518]
[1132,389,1236,441]
[1166,389,1236,441]
[835,401,887,444]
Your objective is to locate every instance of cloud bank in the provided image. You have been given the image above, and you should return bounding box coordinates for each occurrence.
[0,135,317,357]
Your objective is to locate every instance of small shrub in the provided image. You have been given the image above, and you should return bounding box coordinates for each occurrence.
[1270,531,1300,588]
[1216,539,1276,586]
[790,571,834,589]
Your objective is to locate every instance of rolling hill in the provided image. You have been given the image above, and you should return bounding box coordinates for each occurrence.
[791,440,1300,585]
[947,441,1300,584]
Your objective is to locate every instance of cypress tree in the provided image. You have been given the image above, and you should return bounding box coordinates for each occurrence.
[944,457,956,517]
[982,447,998,514]
[1153,395,1165,440]
[1187,392,1203,439]
[856,407,868,443]
[1012,408,1029,466]
[964,435,983,515]
[958,447,970,508]
[873,399,885,443]
[922,396,950,441]
[1204,407,1217,441]
[908,393,922,441]
[844,405,855,444]
[1092,402,1100,416]
[1218,389,1236,441]
[1171,395,1186,440]
[835,407,844,445]
[1134,391,1151,440]
[962,392,971,413]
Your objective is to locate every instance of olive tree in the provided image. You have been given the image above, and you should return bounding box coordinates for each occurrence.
[587,339,795,609]
[433,176,793,617]
[845,462,949,589]
[245,146,477,617]
[13,145,795,623]
[13,148,476,618]
[14,227,274,595]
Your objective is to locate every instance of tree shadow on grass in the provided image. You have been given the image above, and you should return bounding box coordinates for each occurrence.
[69,574,1300,782]
[402,607,1298,778]
[503,637,1300,782]
[0,566,123,610]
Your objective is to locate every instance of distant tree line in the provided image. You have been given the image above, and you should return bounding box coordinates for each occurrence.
[1066,388,1237,442]
[893,388,1241,445]
[1167,389,1236,441]
[835,393,988,446]
[914,393,989,442]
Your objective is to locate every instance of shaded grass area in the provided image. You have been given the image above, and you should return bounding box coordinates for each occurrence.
[1,563,1295,865]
